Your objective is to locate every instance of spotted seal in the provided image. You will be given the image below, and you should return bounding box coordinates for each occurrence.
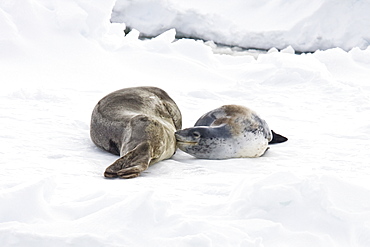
[90,86,182,178]
[175,105,287,159]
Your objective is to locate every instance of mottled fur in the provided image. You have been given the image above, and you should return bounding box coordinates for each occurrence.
[90,87,182,178]
[175,105,287,159]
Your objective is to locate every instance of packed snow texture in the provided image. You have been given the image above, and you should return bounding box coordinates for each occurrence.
[1,0,370,246]
[111,0,370,52]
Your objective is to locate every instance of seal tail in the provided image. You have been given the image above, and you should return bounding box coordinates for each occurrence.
[269,130,288,144]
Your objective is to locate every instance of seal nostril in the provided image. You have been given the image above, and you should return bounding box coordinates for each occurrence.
[193,131,201,138]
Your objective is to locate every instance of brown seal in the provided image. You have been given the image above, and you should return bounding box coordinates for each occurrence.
[90,87,182,178]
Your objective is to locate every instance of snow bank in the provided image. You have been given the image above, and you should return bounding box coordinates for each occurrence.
[1,0,370,246]
[111,0,370,52]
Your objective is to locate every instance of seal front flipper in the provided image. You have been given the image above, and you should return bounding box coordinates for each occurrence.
[269,130,288,144]
[104,141,151,179]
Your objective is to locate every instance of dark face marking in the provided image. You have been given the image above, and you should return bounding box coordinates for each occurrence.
[175,125,231,142]
[175,125,232,158]
[194,112,218,126]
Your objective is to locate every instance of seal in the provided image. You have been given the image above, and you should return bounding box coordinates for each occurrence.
[175,105,287,159]
[90,86,182,178]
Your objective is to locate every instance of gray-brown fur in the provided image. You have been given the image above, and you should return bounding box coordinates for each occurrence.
[90,87,182,178]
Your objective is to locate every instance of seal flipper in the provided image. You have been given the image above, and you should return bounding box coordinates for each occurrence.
[269,130,288,144]
[104,141,151,179]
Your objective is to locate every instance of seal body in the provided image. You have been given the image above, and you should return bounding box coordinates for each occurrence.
[90,87,182,178]
[175,105,287,159]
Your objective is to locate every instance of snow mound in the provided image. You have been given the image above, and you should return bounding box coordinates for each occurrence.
[111,0,370,52]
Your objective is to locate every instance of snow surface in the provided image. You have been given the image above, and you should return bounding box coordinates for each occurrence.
[1,0,370,246]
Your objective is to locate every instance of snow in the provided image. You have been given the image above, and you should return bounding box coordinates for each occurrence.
[111,0,370,52]
[1,0,370,246]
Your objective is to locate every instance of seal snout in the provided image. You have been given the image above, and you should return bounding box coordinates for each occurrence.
[175,129,200,144]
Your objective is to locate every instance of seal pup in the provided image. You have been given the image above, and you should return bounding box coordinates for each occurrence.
[90,86,182,178]
[175,105,287,159]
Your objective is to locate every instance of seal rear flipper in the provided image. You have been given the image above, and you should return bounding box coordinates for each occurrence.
[104,141,151,179]
[269,130,288,144]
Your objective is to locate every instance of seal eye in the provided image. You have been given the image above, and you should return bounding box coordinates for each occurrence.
[192,131,201,139]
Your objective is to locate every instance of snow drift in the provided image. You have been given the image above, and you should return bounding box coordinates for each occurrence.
[111,0,370,52]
